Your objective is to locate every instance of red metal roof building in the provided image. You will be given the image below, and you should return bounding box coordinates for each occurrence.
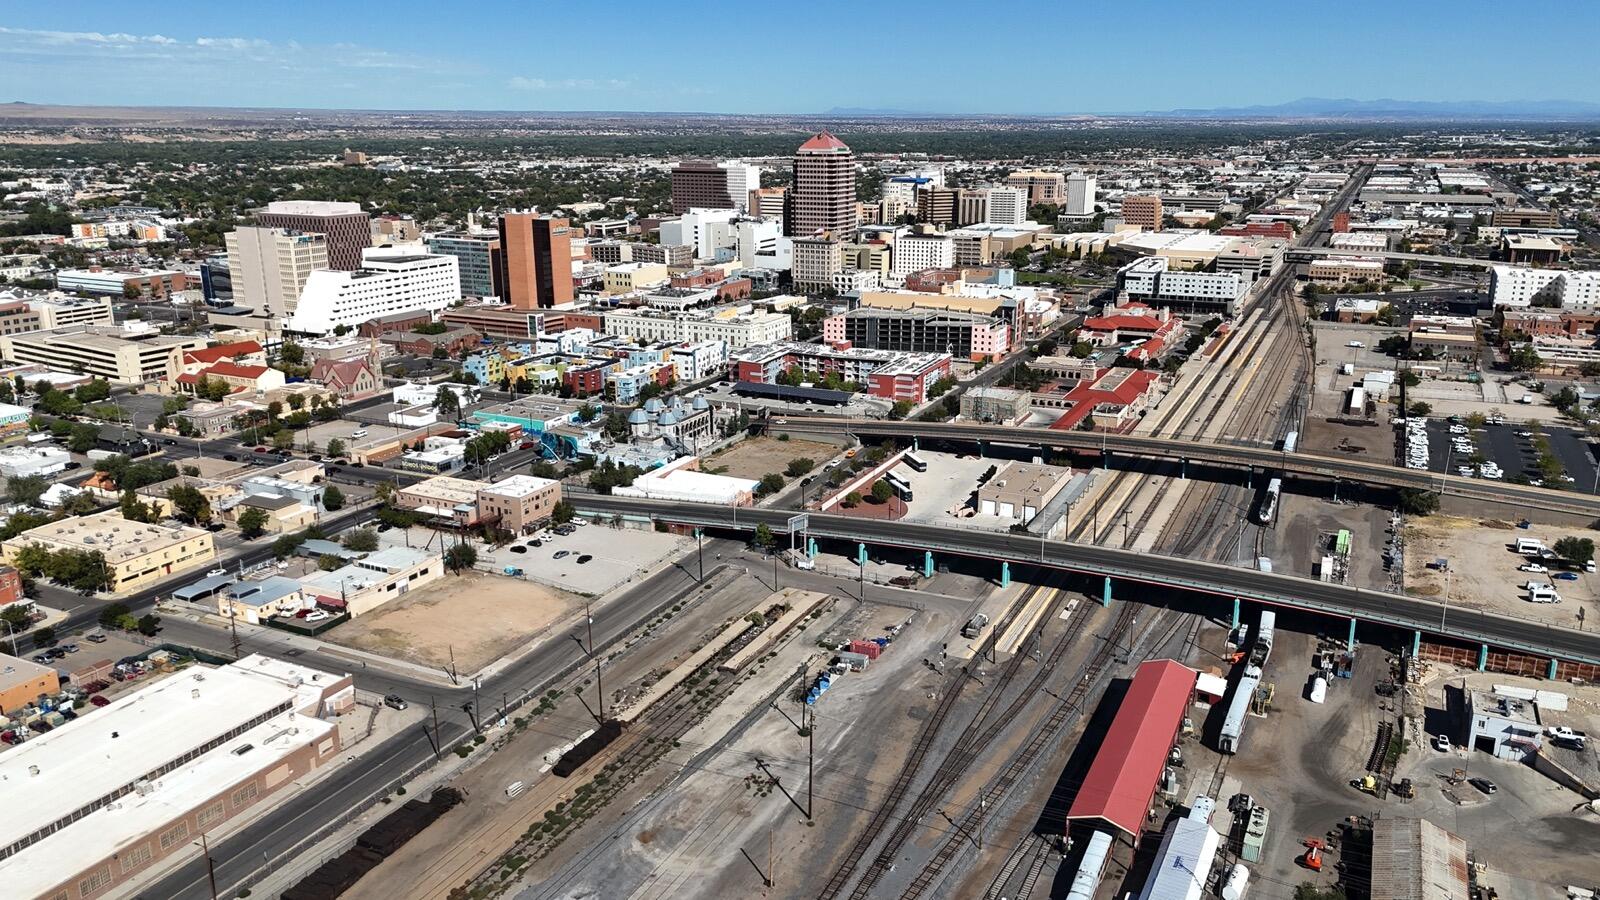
[1065,659,1197,841]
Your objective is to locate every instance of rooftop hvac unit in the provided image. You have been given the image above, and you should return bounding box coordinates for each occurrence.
[134,780,155,796]
[191,689,201,699]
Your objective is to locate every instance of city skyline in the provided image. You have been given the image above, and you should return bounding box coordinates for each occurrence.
[4,2,1600,115]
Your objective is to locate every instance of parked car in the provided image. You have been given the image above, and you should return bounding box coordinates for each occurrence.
[576,554,592,564]
[510,545,527,554]
[305,611,330,623]
[89,695,109,707]
[553,550,570,560]
[384,694,408,710]
[61,643,78,654]
[1518,563,1548,574]
[223,454,238,462]
[1434,733,1453,752]
[1555,572,1580,581]
[529,539,543,548]
[85,633,107,644]
[254,446,267,453]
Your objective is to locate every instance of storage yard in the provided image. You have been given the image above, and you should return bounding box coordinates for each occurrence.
[1403,515,1600,627]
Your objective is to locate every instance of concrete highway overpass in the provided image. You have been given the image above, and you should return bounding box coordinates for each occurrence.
[766,416,1600,519]
[570,494,1600,667]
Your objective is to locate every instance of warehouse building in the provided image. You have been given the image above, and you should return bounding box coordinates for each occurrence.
[0,654,352,900]
[976,461,1071,522]
[1369,817,1469,900]
[0,652,59,715]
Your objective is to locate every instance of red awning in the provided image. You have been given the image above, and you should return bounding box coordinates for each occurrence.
[315,597,347,609]
[1066,659,1197,838]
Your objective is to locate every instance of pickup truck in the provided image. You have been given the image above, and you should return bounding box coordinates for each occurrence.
[1547,726,1587,741]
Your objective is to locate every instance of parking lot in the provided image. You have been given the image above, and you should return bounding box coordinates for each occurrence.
[1405,418,1600,492]
[894,450,1013,530]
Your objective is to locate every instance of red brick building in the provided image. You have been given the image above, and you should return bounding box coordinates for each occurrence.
[359,309,434,337]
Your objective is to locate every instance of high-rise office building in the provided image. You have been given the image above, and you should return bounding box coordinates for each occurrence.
[497,213,574,310]
[1121,195,1163,232]
[670,161,732,214]
[224,227,329,320]
[1065,173,1097,217]
[788,132,857,238]
[1004,170,1066,206]
[719,162,760,209]
[984,187,1028,226]
[254,200,371,270]
[426,232,503,299]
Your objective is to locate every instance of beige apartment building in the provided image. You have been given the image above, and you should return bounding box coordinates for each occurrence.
[477,475,563,533]
[792,234,844,292]
[1,510,215,594]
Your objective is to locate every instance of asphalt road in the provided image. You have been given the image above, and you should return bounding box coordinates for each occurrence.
[568,494,1600,665]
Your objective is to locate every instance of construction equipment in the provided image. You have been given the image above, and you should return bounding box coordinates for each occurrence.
[1393,778,1415,799]
[1350,775,1379,796]
[1299,838,1326,871]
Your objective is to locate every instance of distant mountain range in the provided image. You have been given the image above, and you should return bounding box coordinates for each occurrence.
[1152,97,1600,120]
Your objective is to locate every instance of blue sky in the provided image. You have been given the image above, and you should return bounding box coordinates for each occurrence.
[3,2,1597,113]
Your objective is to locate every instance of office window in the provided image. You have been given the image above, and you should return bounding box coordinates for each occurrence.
[196,802,226,830]
[230,781,260,808]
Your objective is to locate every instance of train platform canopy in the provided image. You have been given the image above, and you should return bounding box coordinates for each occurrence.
[1066,659,1197,839]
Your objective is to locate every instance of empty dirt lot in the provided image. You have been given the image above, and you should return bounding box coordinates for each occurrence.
[324,571,582,673]
[1404,515,1600,628]
[703,435,836,480]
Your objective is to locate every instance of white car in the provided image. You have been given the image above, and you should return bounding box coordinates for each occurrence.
[305,610,330,622]
[1434,734,1453,752]
[1519,563,1549,573]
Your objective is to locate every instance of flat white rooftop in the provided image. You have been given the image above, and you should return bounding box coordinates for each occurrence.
[0,655,339,863]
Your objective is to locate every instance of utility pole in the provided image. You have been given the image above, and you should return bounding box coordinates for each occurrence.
[227,603,242,660]
[201,833,219,900]
[807,704,815,821]
[696,527,705,581]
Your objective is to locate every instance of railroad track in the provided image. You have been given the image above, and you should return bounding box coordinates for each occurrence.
[825,591,1094,900]
[813,582,1049,900]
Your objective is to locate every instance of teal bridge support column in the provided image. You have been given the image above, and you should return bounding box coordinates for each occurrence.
[857,543,867,566]
[1347,617,1357,653]
[1101,576,1112,608]
[807,537,817,559]
[1000,561,1011,588]
[1412,631,1422,658]
[923,551,934,578]
[1478,644,1488,671]
[1231,598,1240,629]
[1548,658,1559,680]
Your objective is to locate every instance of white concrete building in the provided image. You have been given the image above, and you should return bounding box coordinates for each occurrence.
[737,219,790,268]
[891,231,955,278]
[603,308,792,349]
[984,187,1028,226]
[225,227,329,320]
[286,252,460,335]
[0,445,71,477]
[671,339,727,382]
[661,208,739,260]
[719,162,761,209]
[1491,265,1572,308]
[1065,173,1097,217]
[1119,256,1245,315]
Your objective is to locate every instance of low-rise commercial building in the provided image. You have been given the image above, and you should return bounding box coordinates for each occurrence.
[0,445,72,478]
[961,386,1032,424]
[395,475,487,527]
[1307,256,1385,286]
[0,652,59,715]
[976,462,1071,521]
[477,475,562,533]
[1,510,216,594]
[730,341,952,404]
[1118,257,1246,316]
[299,546,443,617]
[54,266,190,299]
[0,654,351,900]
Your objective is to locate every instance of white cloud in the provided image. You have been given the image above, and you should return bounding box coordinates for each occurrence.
[0,24,456,75]
[507,76,631,92]
[0,27,178,46]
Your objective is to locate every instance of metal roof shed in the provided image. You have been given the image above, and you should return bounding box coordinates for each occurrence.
[1066,659,1197,840]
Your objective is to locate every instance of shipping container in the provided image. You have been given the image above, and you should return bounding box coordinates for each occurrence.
[837,651,870,671]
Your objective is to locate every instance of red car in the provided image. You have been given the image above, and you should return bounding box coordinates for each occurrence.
[254,446,268,453]
[89,695,110,707]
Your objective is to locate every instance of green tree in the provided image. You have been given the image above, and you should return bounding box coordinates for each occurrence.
[271,429,295,451]
[433,386,461,418]
[755,473,785,497]
[272,532,303,560]
[843,490,863,508]
[753,523,776,550]
[1554,536,1595,565]
[889,400,914,420]
[0,603,31,631]
[1407,401,1432,416]
[870,479,894,504]
[237,506,269,538]
[136,614,161,636]
[1292,885,1346,900]
[325,438,346,459]
[1508,345,1541,371]
[444,542,478,573]
[279,342,306,366]
[167,484,212,525]
[67,423,100,454]
[6,475,47,507]
[38,389,82,417]
[1398,488,1440,516]
[74,379,111,403]
[342,527,380,552]
[321,484,345,511]
[551,500,575,524]
[784,458,815,478]
[32,625,55,648]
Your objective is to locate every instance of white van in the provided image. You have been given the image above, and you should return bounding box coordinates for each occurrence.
[1516,538,1546,555]
[1346,340,1364,348]
[1528,584,1559,603]
[350,429,369,438]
